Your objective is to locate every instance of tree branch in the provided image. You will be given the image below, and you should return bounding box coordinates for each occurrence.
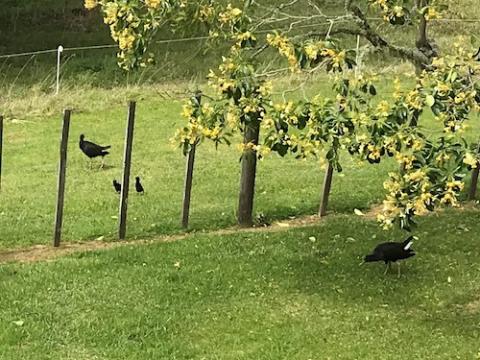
[344,0,431,70]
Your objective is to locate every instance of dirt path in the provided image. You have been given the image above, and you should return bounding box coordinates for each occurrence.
[0,214,329,265]
[2,203,477,265]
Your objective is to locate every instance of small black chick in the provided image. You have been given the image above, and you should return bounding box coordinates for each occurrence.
[192,90,202,106]
[364,236,416,277]
[112,179,121,194]
[135,176,144,194]
[79,134,111,168]
[255,212,271,227]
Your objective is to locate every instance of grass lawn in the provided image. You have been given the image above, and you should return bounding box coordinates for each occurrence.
[0,79,397,250]
[1,211,480,359]
[1,3,480,358]
[1,77,480,250]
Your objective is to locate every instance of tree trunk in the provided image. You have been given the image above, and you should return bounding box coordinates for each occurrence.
[416,0,428,48]
[319,162,334,217]
[468,165,480,201]
[414,0,436,73]
[237,122,260,227]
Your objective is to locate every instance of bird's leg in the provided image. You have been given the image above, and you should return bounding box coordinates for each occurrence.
[383,262,390,275]
[100,157,105,169]
[397,262,401,278]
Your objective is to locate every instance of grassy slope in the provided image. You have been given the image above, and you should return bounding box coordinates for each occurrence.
[1,211,479,359]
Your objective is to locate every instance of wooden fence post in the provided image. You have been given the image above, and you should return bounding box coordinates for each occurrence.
[237,122,260,227]
[119,101,136,240]
[53,109,71,247]
[468,164,480,201]
[181,141,197,229]
[319,162,333,217]
[0,115,3,192]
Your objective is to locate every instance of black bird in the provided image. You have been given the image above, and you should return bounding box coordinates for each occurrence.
[255,212,271,227]
[135,176,144,194]
[192,90,202,106]
[79,134,111,168]
[112,179,121,194]
[363,236,416,277]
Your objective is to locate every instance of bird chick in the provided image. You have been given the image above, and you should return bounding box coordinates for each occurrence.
[79,134,111,168]
[112,179,121,194]
[135,176,144,195]
[364,236,416,277]
[255,212,271,227]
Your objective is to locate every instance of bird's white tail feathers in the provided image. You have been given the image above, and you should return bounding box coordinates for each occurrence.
[404,241,413,250]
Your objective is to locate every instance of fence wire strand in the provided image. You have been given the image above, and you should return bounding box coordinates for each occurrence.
[0,16,479,59]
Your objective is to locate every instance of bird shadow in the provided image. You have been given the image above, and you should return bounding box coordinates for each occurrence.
[266,249,420,304]
[83,164,115,172]
[100,164,116,171]
[269,250,478,342]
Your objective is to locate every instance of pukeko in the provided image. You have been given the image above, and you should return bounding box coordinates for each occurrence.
[363,236,416,277]
[135,176,144,194]
[79,134,110,168]
[112,180,121,194]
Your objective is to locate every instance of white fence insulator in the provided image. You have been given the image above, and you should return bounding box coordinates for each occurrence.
[355,35,361,78]
[56,45,64,95]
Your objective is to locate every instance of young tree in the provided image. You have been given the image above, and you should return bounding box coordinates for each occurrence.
[85,0,480,231]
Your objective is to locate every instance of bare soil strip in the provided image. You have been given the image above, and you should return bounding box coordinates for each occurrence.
[0,214,327,265]
[2,203,477,265]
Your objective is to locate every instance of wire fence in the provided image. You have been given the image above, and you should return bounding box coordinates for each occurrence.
[0,16,479,94]
[2,16,479,60]
[0,22,334,94]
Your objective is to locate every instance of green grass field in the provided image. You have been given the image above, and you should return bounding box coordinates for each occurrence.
[1,212,480,359]
[0,78,479,250]
[1,2,480,358]
[0,81,393,250]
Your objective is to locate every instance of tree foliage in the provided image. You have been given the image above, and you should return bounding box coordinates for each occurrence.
[86,0,480,231]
